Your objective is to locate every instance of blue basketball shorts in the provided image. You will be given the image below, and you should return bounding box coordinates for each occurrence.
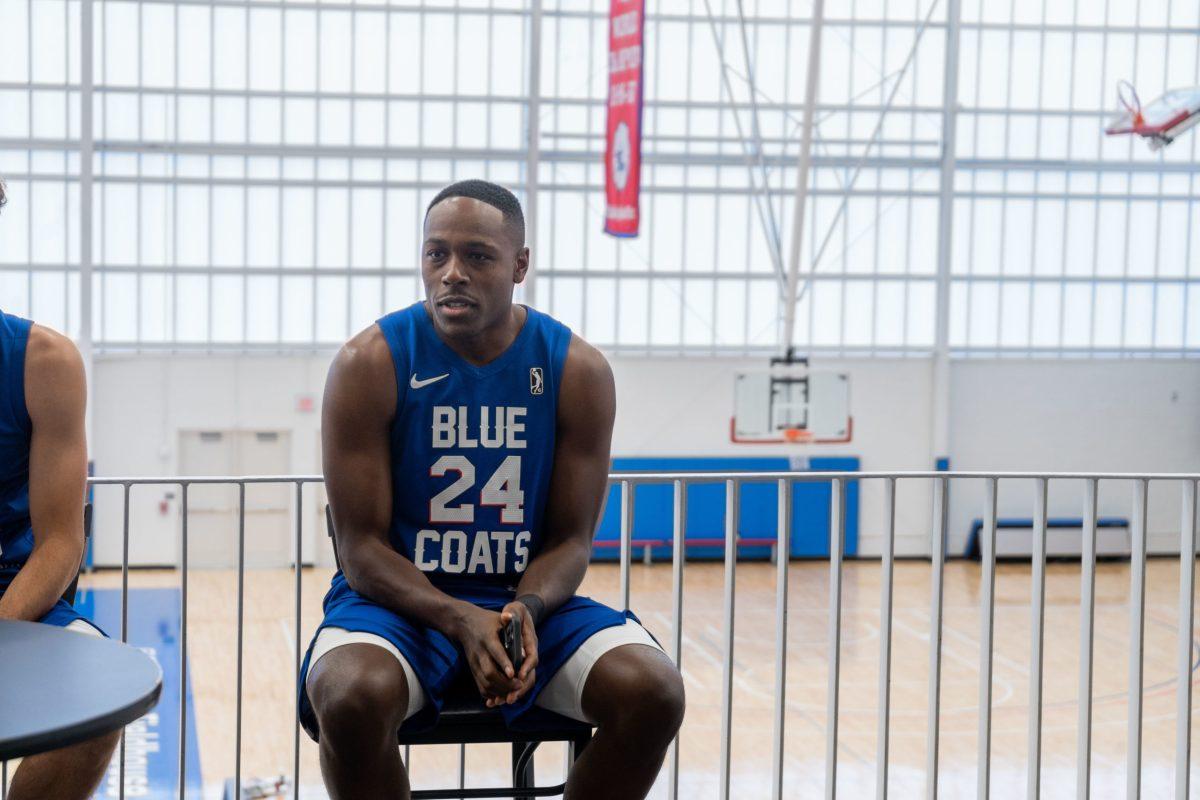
[0,566,107,636]
[297,572,656,739]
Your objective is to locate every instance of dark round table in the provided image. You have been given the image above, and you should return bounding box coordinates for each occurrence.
[0,619,162,760]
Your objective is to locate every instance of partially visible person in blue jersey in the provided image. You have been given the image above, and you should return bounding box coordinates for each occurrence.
[0,177,120,800]
[299,179,685,799]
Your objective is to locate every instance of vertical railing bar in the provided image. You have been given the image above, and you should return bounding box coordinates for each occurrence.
[1077,478,1098,800]
[1127,479,1148,800]
[668,479,687,800]
[620,480,633,611]
[459,743,465,791]
[121,483,131,642]
[927,476,947,800]
[772,478,792,800]
[293,481,303,800]
[178,482,188,800]
[1028,477,1048,800]
[826,477,845,800]
[234,482,246,800]
[1175,480,1197,800]
[876,477,896,800]
[978,477,998,800]
[120,482,131,800]
[404,745,410,771]
[719,479,738,800]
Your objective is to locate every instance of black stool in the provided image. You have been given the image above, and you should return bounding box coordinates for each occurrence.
[323,506,593,799]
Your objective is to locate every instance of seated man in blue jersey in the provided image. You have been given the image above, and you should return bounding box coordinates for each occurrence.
[0,181,120,798]
[300,179,685,799]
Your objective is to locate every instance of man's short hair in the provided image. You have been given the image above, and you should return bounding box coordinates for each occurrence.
[425,180,525,248]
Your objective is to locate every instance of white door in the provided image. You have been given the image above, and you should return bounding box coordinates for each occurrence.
[237,430,292,568]
[178,430,292,568]
[178,431,238,568]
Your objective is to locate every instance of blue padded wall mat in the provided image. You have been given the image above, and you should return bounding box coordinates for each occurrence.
[595,456,859,559]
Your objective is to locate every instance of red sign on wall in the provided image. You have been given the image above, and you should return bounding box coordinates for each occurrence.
[604,0,645,237]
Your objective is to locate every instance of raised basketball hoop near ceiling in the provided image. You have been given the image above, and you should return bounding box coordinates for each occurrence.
[1104,80,1200,150]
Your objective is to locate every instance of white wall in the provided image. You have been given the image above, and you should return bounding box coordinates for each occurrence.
[608,356,936,557]
[87,352,1200,566]
[90,354,330,567]
[948,359,1200,555]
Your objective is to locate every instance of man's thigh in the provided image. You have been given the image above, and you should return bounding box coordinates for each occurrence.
[298,576,460,740]
[534,607,664,723]
[39,603,106,636]
[0,569,107,636]
[306,627,428,721]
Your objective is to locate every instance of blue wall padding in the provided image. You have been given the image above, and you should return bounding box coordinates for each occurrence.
[595,456,859,560]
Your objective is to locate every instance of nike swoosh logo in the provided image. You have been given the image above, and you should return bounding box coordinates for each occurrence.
[410,372,449,389]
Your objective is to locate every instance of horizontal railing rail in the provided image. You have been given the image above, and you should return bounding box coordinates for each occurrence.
[3,470,1196,800]
[86,470,1200,483]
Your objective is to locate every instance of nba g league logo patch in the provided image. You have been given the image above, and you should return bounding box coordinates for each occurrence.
[530,368,544,396]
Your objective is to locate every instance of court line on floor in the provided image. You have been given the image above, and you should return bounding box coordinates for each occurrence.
[77,588,203,800]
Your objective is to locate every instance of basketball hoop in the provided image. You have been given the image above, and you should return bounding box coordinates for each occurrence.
[1117,80,1143,127]
[1105,80,1200,150]
[782,428,813,444]
[730,352,853,445]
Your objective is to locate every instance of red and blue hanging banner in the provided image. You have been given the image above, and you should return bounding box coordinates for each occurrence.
[604,0,645,237]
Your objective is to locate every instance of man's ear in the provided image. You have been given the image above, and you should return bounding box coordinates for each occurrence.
[514,246,530,284]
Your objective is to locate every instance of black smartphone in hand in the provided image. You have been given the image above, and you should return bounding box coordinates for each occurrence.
[504,614,523,669]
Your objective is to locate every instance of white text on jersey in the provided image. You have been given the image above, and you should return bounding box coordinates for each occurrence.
[413,529,532,574]
[432,405,528,449]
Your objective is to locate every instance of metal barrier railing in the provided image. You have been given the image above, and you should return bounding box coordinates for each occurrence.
[3,471,1198,800]
[85,476,325,800]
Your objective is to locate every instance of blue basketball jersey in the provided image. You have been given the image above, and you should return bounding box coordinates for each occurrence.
[0,310,33,568]
[376,302,572,598]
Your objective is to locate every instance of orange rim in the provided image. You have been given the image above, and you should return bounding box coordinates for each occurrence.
[783,428,813,443]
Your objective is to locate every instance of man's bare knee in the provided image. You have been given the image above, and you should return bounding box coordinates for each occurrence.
[308,644,409,745]
[584,646,685,744]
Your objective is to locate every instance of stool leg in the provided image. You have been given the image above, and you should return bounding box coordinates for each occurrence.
[513,741,536,800]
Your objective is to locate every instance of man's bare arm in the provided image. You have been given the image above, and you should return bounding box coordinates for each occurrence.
[323,327,477,637]
[513,335,616,618]
[0,326,87,621]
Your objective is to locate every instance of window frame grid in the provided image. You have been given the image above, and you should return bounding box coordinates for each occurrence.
[1,0,1199,356]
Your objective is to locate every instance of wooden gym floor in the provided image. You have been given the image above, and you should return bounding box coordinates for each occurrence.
[70,557,1200,799]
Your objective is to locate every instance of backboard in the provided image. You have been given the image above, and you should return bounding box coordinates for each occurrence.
[732,358,851,445]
